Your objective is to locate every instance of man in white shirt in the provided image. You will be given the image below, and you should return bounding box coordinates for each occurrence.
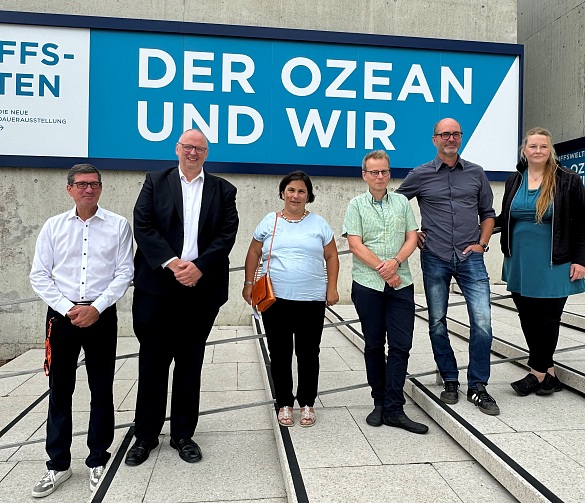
[125,128,238,467]
[29,164,134,498]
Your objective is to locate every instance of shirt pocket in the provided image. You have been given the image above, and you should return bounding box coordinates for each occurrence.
[387,214,406,235]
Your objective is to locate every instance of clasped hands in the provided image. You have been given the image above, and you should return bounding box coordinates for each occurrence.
[376,259,401,289]
[168,258,202,287]
[67,305,99,328]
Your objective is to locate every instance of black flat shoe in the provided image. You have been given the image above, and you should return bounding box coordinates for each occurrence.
[511,373,540,396]
[536,372,563,395]
[125,438,159,466]
[170,438,202,463]
[366,406,384,427]
[383,413,429,434]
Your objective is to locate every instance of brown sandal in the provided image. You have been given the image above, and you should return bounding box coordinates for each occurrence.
[278,406,294,427]
[299,406,316,427]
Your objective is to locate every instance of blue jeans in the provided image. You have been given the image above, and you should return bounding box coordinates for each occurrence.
[421,249,492,388]
[351,281,414,415]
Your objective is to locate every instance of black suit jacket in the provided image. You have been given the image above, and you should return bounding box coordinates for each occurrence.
[133,167,239,308]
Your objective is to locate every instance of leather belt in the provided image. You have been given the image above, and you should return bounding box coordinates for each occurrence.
[73,301,93,305]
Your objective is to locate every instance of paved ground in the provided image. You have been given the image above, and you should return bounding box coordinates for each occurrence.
[1,289,584,502]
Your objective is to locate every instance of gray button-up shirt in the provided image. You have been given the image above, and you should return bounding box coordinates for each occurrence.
[396,155,495,262]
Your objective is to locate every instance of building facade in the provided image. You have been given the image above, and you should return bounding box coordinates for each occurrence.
[3,1,577,358]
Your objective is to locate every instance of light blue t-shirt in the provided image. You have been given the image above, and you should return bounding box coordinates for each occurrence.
[253,212,334,301]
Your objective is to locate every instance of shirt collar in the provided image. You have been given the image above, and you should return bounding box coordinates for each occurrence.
[179,166,205,184]
[366,189,388,203]
[66,205,104,221]
[432,155,463,171]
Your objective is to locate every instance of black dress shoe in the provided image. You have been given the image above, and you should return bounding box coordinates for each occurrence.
[366,406,384,427]
[383,413,429,434]
[125,438,159,466]
[170,438,202,463]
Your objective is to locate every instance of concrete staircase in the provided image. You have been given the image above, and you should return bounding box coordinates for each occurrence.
[1,289,584,502]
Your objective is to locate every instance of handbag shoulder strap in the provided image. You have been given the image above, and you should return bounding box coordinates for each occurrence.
[259,212,278,275]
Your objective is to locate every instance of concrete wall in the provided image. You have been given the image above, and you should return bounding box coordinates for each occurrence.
[518,0,585,142]
[0,1,516,358]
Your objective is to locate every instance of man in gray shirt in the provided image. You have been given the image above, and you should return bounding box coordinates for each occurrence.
[396,117,499,415]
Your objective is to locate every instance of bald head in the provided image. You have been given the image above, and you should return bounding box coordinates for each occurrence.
[432,118,462,165]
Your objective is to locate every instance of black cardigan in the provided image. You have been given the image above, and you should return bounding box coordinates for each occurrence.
[497,160,585,266]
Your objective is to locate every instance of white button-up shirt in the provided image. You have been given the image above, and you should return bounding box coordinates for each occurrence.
[179,167,204,262]
[30,206,134,316]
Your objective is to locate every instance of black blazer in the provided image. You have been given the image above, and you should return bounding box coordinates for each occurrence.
[133,167,239,307]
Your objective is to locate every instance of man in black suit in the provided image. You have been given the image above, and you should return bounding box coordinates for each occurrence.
[125,128,239,466]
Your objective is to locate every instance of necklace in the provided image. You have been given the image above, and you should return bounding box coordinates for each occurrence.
[280,209,308,223]
[527,170,544,181]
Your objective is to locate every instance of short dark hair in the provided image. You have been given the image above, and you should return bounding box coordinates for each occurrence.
[278,170,315,203]
[67,163,101,186]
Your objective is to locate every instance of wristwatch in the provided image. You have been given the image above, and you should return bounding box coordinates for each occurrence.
[477,241,489,252]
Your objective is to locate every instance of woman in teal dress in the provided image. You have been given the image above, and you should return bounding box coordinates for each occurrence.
[499,127,585,396]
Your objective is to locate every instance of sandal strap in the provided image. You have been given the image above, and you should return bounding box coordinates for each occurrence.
[278,406,294,426]
[300,406,315,421]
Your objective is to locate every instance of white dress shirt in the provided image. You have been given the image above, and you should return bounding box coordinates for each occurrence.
[179,167,204,262]
[162,167,204,268]
[30,206,134,316]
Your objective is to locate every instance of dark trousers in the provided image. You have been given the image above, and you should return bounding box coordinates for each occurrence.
[132,289,218,442]
[351,282,414,415]
[261,298,326,408]
[45,305,117,471]
[511,293,567,373]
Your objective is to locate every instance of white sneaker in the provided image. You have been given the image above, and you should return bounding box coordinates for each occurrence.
[89,465,105,492]
[32,468,72,498]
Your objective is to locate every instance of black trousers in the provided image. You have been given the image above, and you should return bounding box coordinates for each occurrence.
[351,282,414,415]
[45,305,117,471]
[132,289,218,442]
[511,293,567,373]
[261,298,326,408]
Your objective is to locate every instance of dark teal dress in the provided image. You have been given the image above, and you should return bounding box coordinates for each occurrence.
[502,171,585,298]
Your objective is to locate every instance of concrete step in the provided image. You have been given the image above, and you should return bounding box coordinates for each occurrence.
[254,309,518,503]
[0,326,288,503]
[2,293,585,503]
[326,293,585,503]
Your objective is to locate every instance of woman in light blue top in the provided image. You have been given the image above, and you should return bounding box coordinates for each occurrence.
[242,171,339,427]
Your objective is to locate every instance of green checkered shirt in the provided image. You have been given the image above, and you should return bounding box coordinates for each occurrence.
[342,190,418,291]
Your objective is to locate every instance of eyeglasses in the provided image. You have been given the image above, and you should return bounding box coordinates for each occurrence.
[177,142,208,154]
[363,170,390,177]
[70,182,102,189]
[433,131,463,140]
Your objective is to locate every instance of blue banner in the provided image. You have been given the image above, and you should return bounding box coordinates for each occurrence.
[0,11,523,177]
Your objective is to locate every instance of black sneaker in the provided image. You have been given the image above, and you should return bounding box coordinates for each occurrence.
[467,384,500,415]
[510,373,540,396]
[536,373,563,395]
[440,380,459,404]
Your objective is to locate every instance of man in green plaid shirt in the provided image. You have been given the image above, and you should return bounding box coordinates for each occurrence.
[343,150,428,434]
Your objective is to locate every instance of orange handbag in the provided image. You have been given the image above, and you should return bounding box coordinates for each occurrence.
[251,214,278,312]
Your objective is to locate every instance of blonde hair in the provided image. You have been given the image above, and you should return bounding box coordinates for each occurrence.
[521,127,558,223]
